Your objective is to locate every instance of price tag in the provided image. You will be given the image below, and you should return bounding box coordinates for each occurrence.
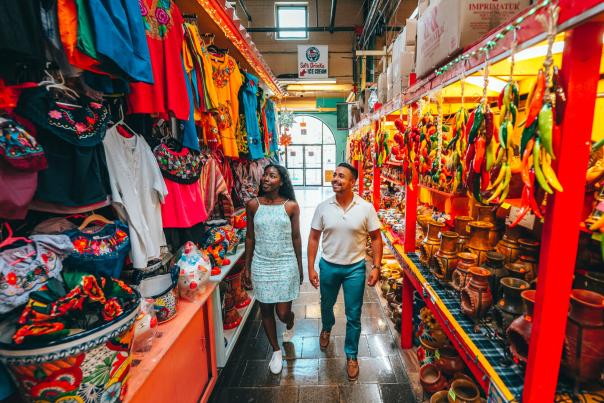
[506,207,536,230]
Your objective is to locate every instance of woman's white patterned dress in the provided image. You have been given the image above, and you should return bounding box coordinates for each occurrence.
[251,199,300,303]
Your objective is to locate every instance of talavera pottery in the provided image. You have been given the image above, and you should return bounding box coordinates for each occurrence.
[493,277,529,336]
[435,347,465,375]
[515,239,540,281]
[153,284,178,324]
[432,232,460,283]
[447,378,481,403]
[452,253,477,292]
[563,289,604,382]
[495,226,522,264]
[0,294,139,403]
[420,363,449,393]
[466,221,494,265]
[420,221,445,267]
[460,267,493,321]
[507,290,536,364]
[482,251,507,300]
[454,216,473,252]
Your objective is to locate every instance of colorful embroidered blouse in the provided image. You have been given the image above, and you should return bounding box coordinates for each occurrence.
[154,143,203,184]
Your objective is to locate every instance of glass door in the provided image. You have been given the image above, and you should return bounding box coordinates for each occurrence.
[286,145,304,186]
[304,145,322,186]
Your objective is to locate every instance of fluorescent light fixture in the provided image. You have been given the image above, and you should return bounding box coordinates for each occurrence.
[464,76,507,93]
[279,79,337,85]
[286,84,352,92]
[512,41,564,62]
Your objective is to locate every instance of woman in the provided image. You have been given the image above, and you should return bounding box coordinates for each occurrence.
[243,164,303,374]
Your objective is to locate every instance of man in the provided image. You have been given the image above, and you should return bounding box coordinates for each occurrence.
[307,162,383,381]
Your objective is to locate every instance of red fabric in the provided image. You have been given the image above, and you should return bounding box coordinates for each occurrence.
[161,178,207,228]
[128,0,189,120]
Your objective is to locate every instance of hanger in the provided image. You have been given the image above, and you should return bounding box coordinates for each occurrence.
[114,104,137,138]
[78,213,113,230]
[205,34,228,56]
[0,223,32,249]
[40,70,81,108]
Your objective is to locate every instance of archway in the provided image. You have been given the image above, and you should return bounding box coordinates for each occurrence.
[284,115,337,186]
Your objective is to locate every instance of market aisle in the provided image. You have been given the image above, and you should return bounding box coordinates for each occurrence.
[209,187,416,403]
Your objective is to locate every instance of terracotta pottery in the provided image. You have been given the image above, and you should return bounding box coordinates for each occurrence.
[563,289,604,382]
[507,290,536,364]
[505,262,529,282]
[466,221,494,265]
[460,267,493,321]
[447,378,481,403]
[223,289,242,330]
[420,221,445,267]
[496,226,522,264]
[420,363,449,393]
[482,252,507,300]
[432,231,460,283]
[431,390,449,403]
[435,347,465,375]
[226,271,251,309]
[494,277,530,336]
[452,252,478,292]
[454,216,474,252]
[476,205,500,247]
[515,239,540,281]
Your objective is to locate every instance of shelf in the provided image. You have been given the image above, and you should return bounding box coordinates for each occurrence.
[223,290,257,362]
[382,229,522,402]
[127,283,217,400]
[210,243,246,283]
[382,176,405,187]
[419,184,459,198]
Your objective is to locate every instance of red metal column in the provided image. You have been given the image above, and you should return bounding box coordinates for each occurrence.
[522,22,604,403]
[358,160,365,196]
[373,166,381,210]
[401,273,414,348]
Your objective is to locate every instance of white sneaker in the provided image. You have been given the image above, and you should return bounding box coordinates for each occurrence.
[282,322,295,343]
[269,350,283,374]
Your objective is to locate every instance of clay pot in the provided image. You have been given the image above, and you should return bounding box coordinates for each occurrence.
[431,390,449,403]
[482,252,507,300]
[420,221,445,267]
[476,205,500,247]
[448,378,481,403]
[585,272,604,295]
[452,252,478,292]
[432,231,460,283]
[507,290,536,364]
[420,363,449,393]
[435,347,465,375]
[563,289,604,382]
[494,277,530,336]
[496,226,522,264]
[515,239,539,281]
[454,216,474,252]
[505,261,529,281]
[466,221,494,265]
[460,267,493,321]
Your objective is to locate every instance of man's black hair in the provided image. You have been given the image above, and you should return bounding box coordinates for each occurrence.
[337,162,359,180]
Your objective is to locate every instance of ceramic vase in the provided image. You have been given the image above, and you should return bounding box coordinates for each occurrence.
[420,221,445,267]
[452,252,478,292]
[493,277,530,336]
[432,231,460,283]
[223,279,242,330]
[460,267,493,321]
[466,221,494,265]
[495,226,522,264]
[0,299,139,403]
[476,205,500,247]
[447,378,481,403]
[505,262,530,282]
[420,363,449,393]
[454,216,474,252]
[435,347,465,375]
[226,270,251,309]
[482,252,507,300]
[563,289,604,382]
[515,239,539,282]
[507,290,536,364]
[431,390,449,403]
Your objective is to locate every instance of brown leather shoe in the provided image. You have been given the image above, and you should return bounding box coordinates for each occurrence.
[319,330,331,351]
[347,358,359,381]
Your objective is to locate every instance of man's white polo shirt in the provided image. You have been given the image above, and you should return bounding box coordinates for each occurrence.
[310,194,381,265]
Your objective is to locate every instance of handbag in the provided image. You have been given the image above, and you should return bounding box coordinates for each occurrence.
[0,117,47,171]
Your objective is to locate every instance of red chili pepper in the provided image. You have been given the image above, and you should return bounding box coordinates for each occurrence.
[464,142,476,177]
[464,110,476,141]
[526,70,546,127]
[521,138,535,187]
[484,109,494,143]
[394,118,405,133]
[528,170,543,219]
[481,157,490,191]
[510,185,531,228]
[473,137,486,173]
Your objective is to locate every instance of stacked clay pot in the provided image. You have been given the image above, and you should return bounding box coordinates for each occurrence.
[452,252,478,292]
[420,221,445,266]
[460,267,493,321]
[466,221,494,265]
[493,277,530,337]
[432,231,460,283]
[507,290,537,364]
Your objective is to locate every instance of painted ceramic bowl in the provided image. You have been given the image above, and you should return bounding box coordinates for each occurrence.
[0,291,140,403]
[152,284,178,324]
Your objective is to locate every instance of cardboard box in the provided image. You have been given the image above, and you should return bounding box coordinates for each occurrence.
[415,0,530,77]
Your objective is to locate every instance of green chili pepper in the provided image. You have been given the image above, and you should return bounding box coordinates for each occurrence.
[521,121,538,156]
[510,103,517,127]
[468,104,484,144]
[533,137,553,194]
[473,173,483,203]
[538,103,554,158]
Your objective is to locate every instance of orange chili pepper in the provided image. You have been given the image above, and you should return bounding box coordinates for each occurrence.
[525,70,546,128]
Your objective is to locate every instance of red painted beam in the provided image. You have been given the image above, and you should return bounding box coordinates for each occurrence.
[522,21,604,403]
[357,160,365,196]
[373,166,381,210]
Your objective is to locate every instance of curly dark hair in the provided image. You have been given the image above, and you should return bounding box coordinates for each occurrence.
[257,163,297,201]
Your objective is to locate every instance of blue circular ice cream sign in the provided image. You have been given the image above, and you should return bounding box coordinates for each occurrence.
[306,46,321,62]
[298,45,328,78]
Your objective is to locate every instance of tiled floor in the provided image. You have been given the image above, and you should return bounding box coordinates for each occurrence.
[209,187,416,403]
